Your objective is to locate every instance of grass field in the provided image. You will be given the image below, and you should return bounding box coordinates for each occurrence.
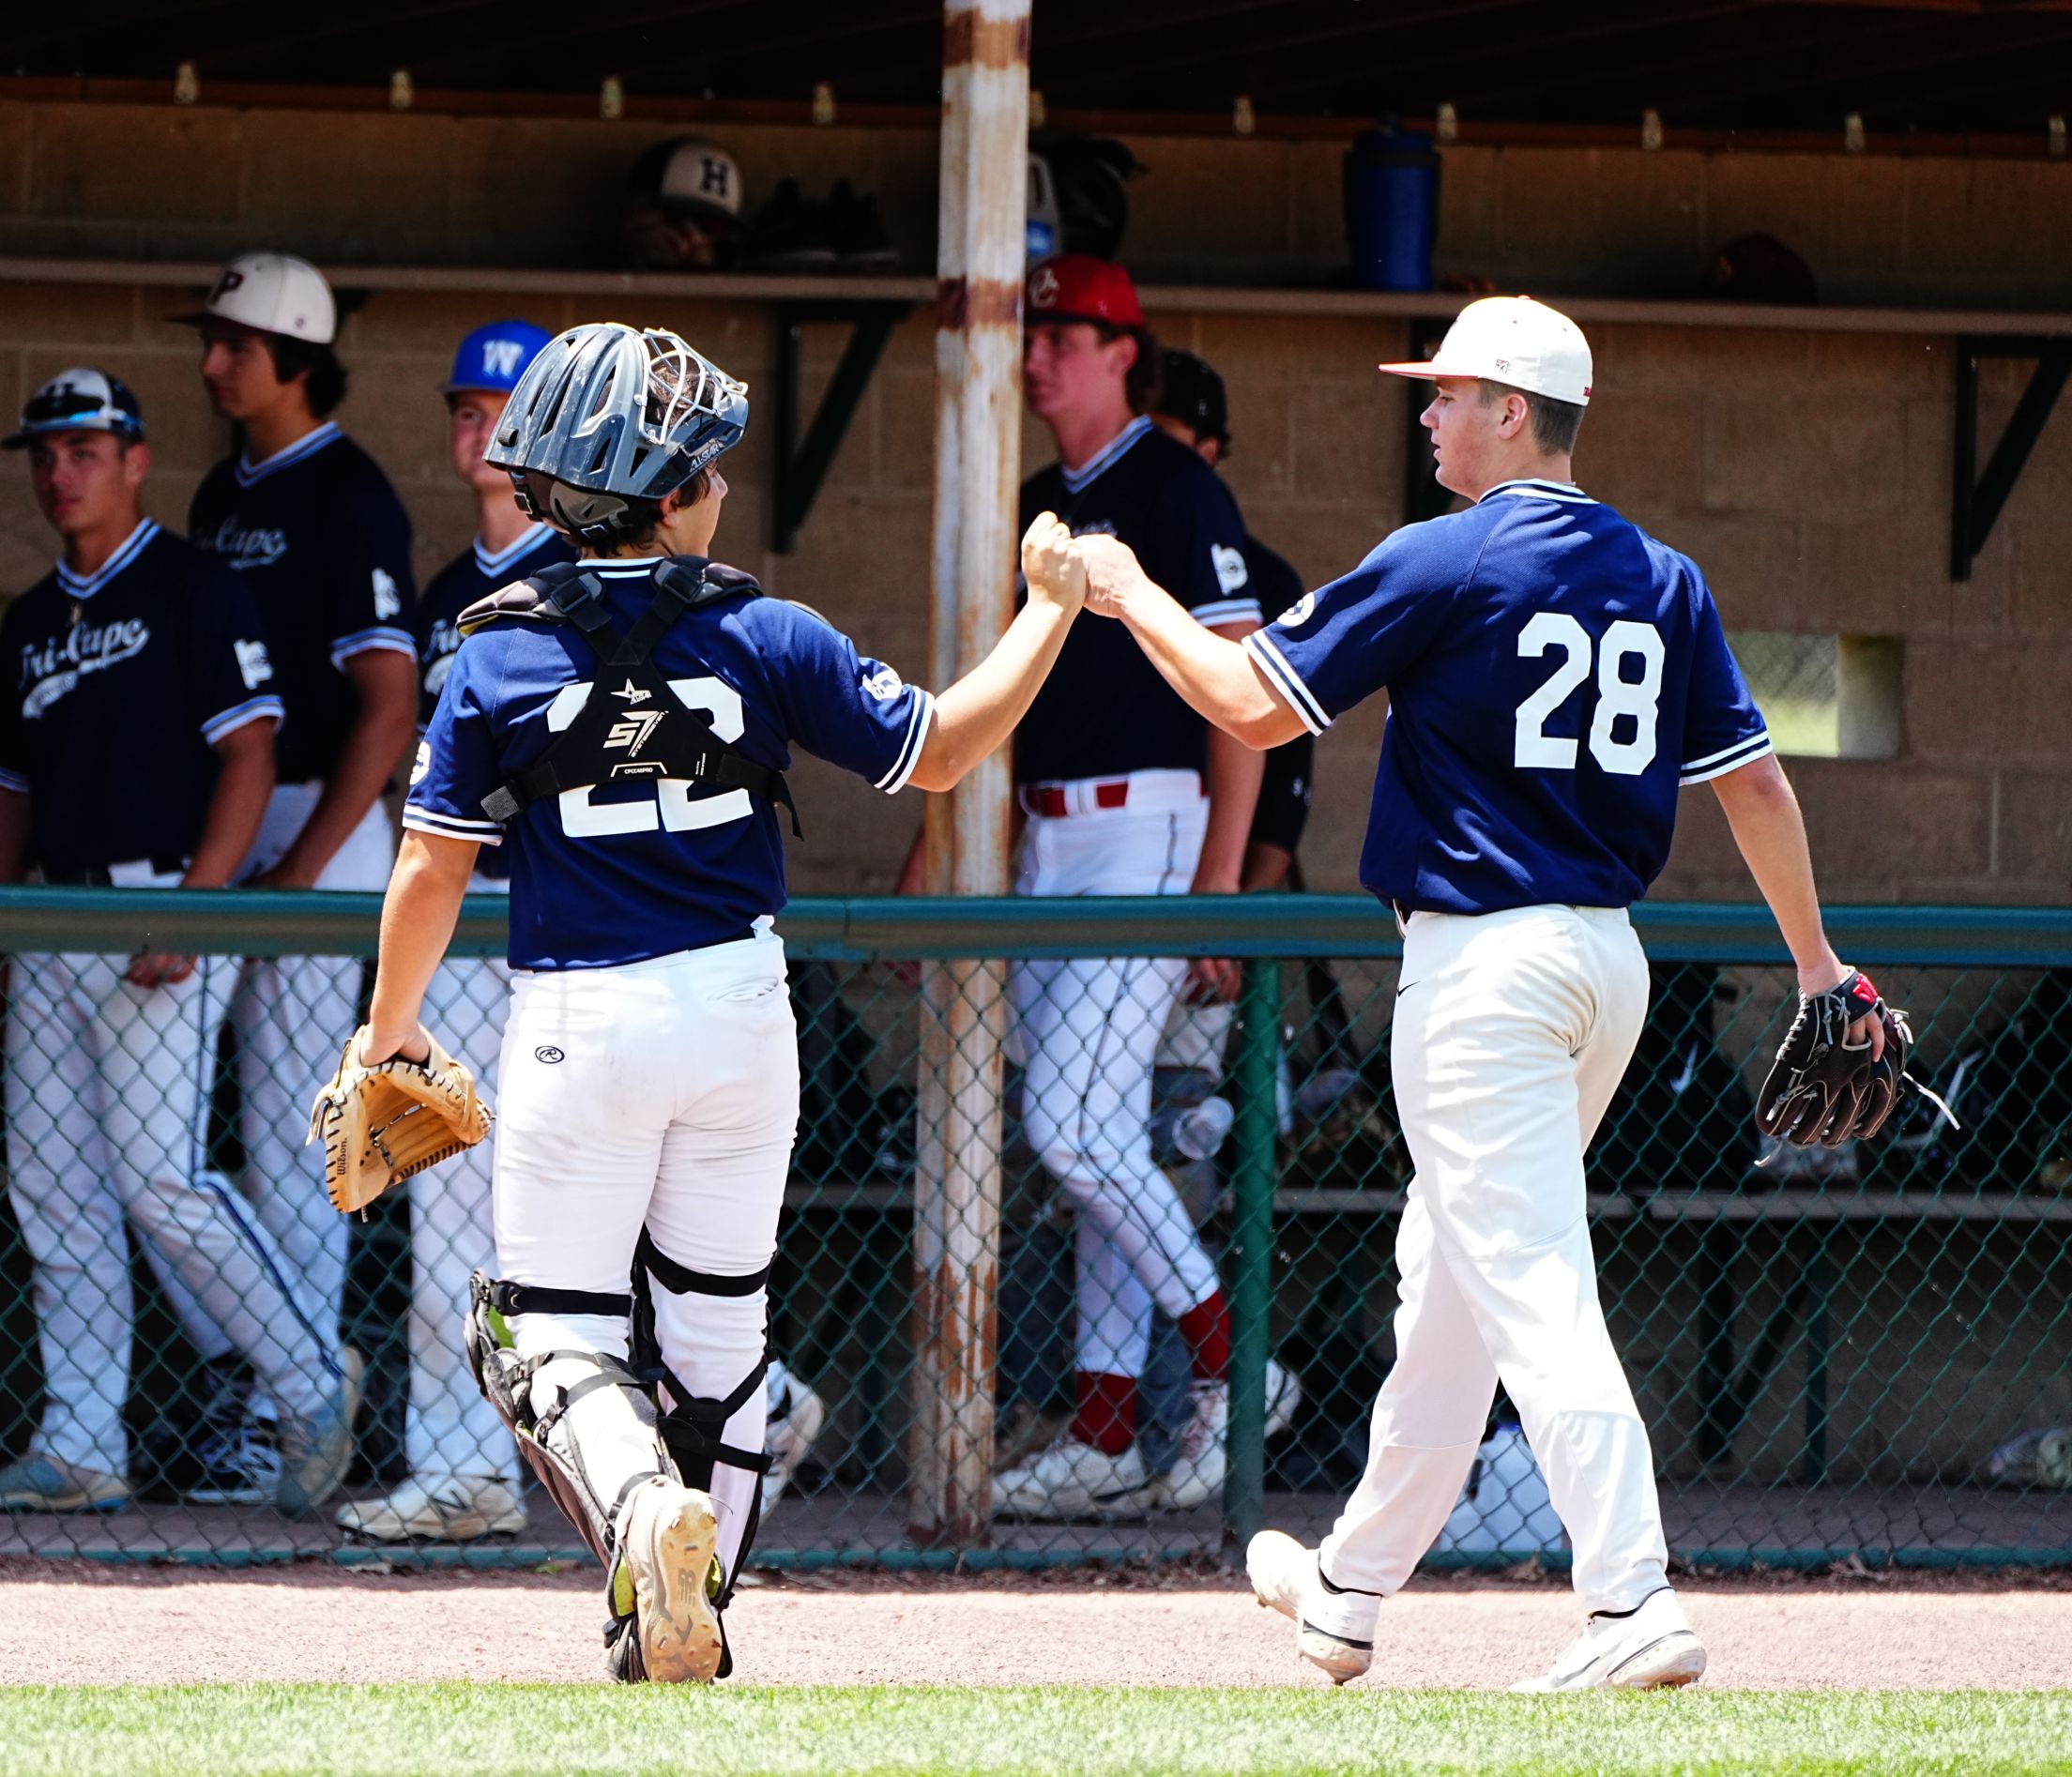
[2,1684,2068,1777]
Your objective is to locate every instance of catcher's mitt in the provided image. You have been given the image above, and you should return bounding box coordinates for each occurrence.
[1755,969,1923,1149]
[306,1025,493,1214]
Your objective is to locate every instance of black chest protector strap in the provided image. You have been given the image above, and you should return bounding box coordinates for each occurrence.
[475,557,800,837]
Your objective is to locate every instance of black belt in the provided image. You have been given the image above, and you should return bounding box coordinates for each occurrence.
[41,855,188,886]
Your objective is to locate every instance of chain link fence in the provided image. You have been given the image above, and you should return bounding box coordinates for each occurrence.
[2,889,2068,1571]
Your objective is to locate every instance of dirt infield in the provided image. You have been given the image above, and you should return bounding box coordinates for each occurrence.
[2,1563,2068,1690]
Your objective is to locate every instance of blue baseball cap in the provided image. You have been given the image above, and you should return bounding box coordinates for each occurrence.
[446,320,554,397]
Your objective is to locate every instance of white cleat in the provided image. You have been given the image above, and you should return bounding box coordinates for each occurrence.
[1245,1529,1377,1685]
[335,1475,528,1542]
[993,1435,1153,1521]
[1512,1586,1708,1693]
[619,1477,724,1684]
[761,1362,828,1513]
[1161,1359,1301,1511]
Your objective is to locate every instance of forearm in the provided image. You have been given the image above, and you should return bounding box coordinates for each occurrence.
[1196,723,1265,892]
[0,789,28,884]
[366,830,477,1044]
[184,729,276,889]
[279,706,413,882]
[1114,582,1293,748]
[1712,756,1843,989]
[910,600,1077,793]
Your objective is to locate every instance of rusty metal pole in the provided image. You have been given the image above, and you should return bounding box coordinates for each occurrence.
[908,0,1028,1549]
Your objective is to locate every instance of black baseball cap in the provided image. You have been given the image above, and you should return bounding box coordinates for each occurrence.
[4,367,146,450]
[1155,348,1229,448]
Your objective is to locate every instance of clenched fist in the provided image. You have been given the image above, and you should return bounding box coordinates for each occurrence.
[1021,510,1087,612]
[1074,532,1155,619]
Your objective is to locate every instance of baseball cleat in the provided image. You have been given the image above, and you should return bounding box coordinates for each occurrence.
[1160,1359,1302,1511]
[0,1455,130,1513]
[620,1477,724,1684]
[1246,1529,1377,1684]
[275,1348,362,1518]
[180,1422,282,1508]
[335,1475,528,1542]
[1511,1586,1707,1693]
[993,1435,1154,1520]
[761,1361,827,1513]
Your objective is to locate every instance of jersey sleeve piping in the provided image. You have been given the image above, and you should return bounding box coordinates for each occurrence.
[329,626,418,670]
[402,807,504,846]
[200,694,285,745]
[1192,597,1264,629]
[873,690,936,794]
[1679,732,1774,786]
[1242,629,1331,737]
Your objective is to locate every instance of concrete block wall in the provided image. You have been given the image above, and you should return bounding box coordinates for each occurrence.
[0,101,2065,901]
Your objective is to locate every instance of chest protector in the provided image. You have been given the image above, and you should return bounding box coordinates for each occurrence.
[458,556,800,836]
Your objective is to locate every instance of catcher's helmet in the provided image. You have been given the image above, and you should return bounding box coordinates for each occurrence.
[485,323,747,547]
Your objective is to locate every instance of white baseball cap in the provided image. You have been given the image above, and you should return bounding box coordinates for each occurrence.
[1377,296,1592,405]
[174,252,337,345]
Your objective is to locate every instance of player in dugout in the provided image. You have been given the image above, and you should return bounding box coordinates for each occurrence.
[0,369,358,1518]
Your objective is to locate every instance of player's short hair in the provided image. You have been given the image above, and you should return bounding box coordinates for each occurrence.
[1094,322,1163,415]
[265,335,349,418]
[605,465,718,550]
[1479,378,1584,455]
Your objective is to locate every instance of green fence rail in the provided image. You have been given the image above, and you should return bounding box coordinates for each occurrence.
[2,890,2068,1572]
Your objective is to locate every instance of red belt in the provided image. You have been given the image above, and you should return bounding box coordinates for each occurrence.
[1023,779,1131,818]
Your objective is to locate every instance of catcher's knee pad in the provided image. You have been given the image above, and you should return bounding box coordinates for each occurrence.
[465,1271,669,1575]
[628,1234,775,1608]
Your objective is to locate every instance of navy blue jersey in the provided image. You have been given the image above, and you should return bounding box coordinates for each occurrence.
[415,524,576,885]
[1016,418,1257,783]
[1241,535,1314,857]
[189,422,416,784]
[1243,478,1769,914]
[405,555,934,970]
[414,524,578,729]
[0,522,282,875]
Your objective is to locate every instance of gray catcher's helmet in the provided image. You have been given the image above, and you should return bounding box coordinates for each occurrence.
[484,323,748,546]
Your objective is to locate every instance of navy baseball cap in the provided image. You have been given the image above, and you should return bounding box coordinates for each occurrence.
[4,367,146,449]
[1156,349,1229,447]
[446,320,555,397]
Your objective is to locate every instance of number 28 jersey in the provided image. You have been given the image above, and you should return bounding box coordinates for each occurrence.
[404,555,933,970]
[1243,479,1769,915]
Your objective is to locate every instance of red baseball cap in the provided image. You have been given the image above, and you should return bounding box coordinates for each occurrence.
[1026,254,1144,329]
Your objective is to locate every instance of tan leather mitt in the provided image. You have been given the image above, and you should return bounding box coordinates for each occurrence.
[306,1025,494,1214]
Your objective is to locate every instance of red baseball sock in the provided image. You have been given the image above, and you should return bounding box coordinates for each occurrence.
[1070,1372,1139,1454]
[1177,1290,1231,1381]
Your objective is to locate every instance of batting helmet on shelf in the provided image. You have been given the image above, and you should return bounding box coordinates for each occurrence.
[485,323,748,546]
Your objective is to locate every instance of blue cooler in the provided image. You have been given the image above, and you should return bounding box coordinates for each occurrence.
[1343,129,1440,291]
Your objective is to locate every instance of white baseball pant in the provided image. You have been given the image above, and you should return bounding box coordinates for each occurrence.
[411,907,519,1489]
[1011,771,1219,1380]
[230,788,395,1347]
[493,931,796,1585]
[4,875,341,1476]
[1318,902,1669,1616]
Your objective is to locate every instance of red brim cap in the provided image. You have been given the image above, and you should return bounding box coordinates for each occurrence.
[1027,254,1145,330]
[1375,359,1451,379]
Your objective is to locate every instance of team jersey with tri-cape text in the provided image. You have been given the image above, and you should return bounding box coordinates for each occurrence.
[1242,478,1769,913]
[189,421,416,784]
[0,521,282,874]
[405,554,934,970]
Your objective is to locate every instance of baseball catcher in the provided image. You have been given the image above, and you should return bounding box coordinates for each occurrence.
[1755,968,1942,1148]
[308,1025,493,1214]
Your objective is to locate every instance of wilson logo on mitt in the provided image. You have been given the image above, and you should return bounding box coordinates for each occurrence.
[307,1025,494,1214]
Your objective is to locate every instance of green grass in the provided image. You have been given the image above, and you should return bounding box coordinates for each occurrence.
[1,1685,2068,1777]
